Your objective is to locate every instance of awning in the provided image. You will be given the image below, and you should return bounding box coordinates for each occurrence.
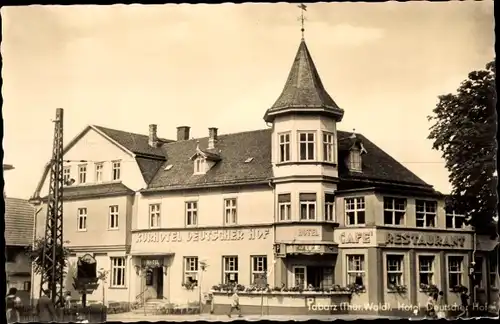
[129,252,175,257]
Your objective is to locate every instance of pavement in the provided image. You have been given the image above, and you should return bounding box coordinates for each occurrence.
[106,312,407,322]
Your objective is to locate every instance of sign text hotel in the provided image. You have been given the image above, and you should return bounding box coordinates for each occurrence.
[385,233,466,248]
[135,228,270,244]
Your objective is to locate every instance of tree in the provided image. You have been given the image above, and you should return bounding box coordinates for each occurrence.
[25,237,72,284]
[428,60,497,233]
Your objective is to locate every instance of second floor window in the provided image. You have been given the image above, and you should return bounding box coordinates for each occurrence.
[299,193,316,220]
[345,197,365,225]
[223,256,238,284]
[299,132,315,161]
[383,197,406,225]
[63,167,71,184]
[184,257,199,286]
[387,254,404,289]
[446,210,466,229]
[112,161,121,180]
[323,132,335,162]
[251,256,268,285]
[324,193,335,221]
[149,204,161,228]
[278,133,291,163]
[186,201,198,226]
[224,198,237,225]
[78,165,87,184]
[278,194,291,221]
[95,163,103,183]
[416,200,437,228]
[109,205,119,229]
[418,255,434,286]
[77,208,87,231]
[448,256,463,289]
[347,255,365,286]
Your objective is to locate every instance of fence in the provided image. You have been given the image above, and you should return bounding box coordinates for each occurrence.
[16,305,107,323]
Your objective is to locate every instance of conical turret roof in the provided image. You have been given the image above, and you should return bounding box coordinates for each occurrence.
[264,39,344,123]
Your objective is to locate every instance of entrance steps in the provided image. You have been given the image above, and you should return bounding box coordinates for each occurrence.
[132,299,168,315]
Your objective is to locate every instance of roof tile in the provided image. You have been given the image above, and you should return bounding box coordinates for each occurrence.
[5,197,35,246]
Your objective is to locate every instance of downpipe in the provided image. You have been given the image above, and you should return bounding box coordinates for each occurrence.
[31,206,44,305]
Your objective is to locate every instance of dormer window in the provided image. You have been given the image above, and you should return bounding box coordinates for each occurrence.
[194,157,206,175]
[190,142,221,175]
[349,149,362,172]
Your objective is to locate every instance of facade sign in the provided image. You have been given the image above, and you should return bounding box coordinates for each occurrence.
[340,232,372,244]
[135,228,270,244]
[142,259,163,267]
[385,233,466,248]
[297,228,320,237]
[288,244,337,254]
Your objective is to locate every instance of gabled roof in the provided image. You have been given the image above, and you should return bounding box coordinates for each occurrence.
[264,39,344,123]
[5,197,35,246]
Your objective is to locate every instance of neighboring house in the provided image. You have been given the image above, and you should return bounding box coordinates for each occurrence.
[29,36,498,314]
[5,197,35,304]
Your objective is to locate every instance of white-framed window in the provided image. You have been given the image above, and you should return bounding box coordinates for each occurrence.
[78,164,87,184]
[383,197,406,225]
[299,193,316,220]
[298,132,315,161]
[278,194,291,221]
[348,149,362,171]
[418,255,435,286]
[223,256,238,284]
[251,256,268,284]
[489,251,498,288]
[293,266,306,289]
[278,132,291,163]
[324,193,335,221]
[345,197,365,225]
[446,210,466,229]
[448,255,463,289]
[194,157,205,174]
[224,198,237,225]
[77,208,87,231]
[184,257,199,285]
[387,254,404,289]
[112,161,121,180]
[110,257,126,287]
[322,132,335,163]
[347,255,365,286]
[149,204,161,228]
[473,256,483,288]
[95,163,103,183]
[186,201,198,226]
[416,200,437,228]
[109,205,119,230]
[63,167,71,184]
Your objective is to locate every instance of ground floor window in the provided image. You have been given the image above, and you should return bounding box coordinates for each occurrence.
[386,254,404,289]
[418,255,435,286]
[293,266,306,289]
[489,251,498,289]
[448,255,463,288]
[223,256,239,284]
[251,256,267,285]
[111,257,126,287]
[347,255,365,287]
[292,265,334,290]
[184,257,199,286]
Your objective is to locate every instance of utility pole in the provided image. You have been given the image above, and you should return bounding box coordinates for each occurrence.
[39,108,65,307]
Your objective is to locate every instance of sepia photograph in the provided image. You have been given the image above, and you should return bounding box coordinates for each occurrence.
[1,1,498,322]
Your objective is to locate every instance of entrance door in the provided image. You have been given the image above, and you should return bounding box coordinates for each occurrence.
[156,267,164,299]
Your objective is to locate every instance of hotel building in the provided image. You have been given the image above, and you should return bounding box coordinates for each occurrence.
[30,37,498,314]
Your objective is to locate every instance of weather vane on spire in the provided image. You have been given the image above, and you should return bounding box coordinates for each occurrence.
[297,3,307,39]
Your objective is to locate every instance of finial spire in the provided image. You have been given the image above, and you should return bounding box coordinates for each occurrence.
[297,3,307,39]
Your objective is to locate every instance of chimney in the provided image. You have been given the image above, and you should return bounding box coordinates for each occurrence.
[208,127,218,149]
[176,126,191,141]
[148,124,158,148]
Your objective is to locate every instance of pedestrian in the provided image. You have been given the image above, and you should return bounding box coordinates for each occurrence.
[37,290,58,323]
[227,287,242,318]
[436,291,446,319]
[6,287,22,324]
[457,287,469,318]
[426,293,436,319]
[64,291,72,309]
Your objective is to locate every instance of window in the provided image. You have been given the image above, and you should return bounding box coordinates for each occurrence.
[384,197,406,225]
[349,149,362,171]
[23,281,31,292]
[299,132,315,161]
[186,201,198,226]
[347,255,365,286]
[416,200,437,228]
[109,205,119,230]
[95,163,103,183]
[223,256,238,284]
[278,194,291,221]
[387,255,404,289]
[473,256,483,287]
[489,251,498,288]
[299,193,316,220]
[149,204,161,228]
[78,165,87,184]
[110,257,126,287]
[446,210,466,229]
[251,256,268,284]
[324,193,335,221]
[448,256,463,289]
[322,132,335,162]
[293,266,306,289]
[77,208,87,231]
[63,167,71,184]
[112,161,121,180]
[278,133,291,163]
[345,197,365,225]
[224,198,237,225]
[184,257,199,285]
[194,158,205,174]
[418,255,435,286]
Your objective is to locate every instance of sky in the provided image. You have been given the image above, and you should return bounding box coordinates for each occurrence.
[1,2,495,199]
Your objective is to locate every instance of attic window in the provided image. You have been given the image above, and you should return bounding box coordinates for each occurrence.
[194,157,206,175]
[164,165,173,171]
[245,157,254,163]
[348,149,362,172]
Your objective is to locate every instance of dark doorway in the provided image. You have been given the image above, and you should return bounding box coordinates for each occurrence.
[156,267,163,299]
